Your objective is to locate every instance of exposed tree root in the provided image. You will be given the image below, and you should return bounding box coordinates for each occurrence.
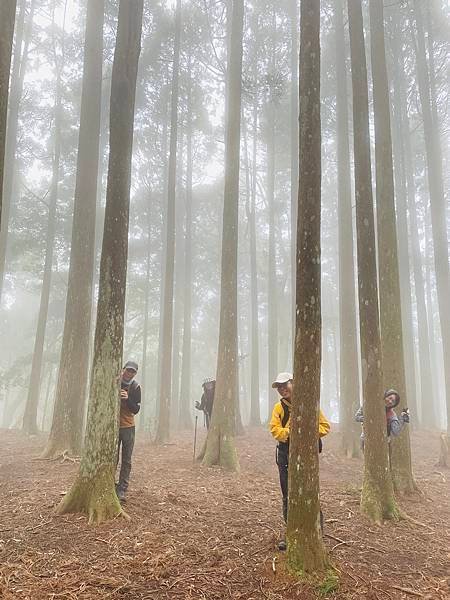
[57,468,123,525]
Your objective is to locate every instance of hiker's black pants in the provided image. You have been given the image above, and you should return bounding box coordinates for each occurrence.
[276,443,324,529]
[117,426,135,492]
[276,445,289,522]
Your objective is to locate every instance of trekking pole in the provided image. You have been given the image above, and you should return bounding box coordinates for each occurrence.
[193,415,198,464]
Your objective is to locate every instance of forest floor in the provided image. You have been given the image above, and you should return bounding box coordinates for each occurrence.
[0,427,449,600]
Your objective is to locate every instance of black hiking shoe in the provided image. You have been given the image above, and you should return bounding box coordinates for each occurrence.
[278,539,286,551]
[116,487,126,503]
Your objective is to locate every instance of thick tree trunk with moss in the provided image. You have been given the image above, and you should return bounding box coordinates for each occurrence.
[0,0,16,229]
[156,0,182,444]
[335,0,360,459]
[57,0,143,523]
[348,0,398,523]
[42,0,104,459]
[368,0,416,494]
[201,0,243,472]
[286,0,328,574]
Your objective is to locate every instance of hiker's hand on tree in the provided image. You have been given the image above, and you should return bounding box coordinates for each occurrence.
[401,409,410,423]
[120,389,128,399]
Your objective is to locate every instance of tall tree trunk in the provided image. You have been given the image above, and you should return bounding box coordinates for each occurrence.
[0,0,17,231]
[0,0,33,299]
[287,0,328,574]
[156,0,182,444]
[22,18,63,435]
[424,203,440,425]
[412,0,450,436]
[200,0,243,471]
[393,16,437,428]
[247,33,260,427]
[289,0,299,339]
[171,128,185,430]
[179,64,193,429]
[139,196,152,431]
[155,78,170,427]
[390,10,428,426]
[347,0,398,523]
[335,0,360,458]
[57,0,143,524]
[42,0,104,459]
[41,363,56,432]
[368,0,416,494]
[267,98,278,415]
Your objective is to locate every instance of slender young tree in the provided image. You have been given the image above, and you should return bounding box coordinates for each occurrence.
[266,74,278,415]
[139,195,152,431]
[0,0,17,230]
[57,0,143,524]
[286,0,328,573]
[42,0,104,459]
[347,0,398,523]
[178,60,194,429]
[368,0,416,493]
[335,0,360,458]
[200,0,244,470]
[248,95,260,426]
[156,0,182,444]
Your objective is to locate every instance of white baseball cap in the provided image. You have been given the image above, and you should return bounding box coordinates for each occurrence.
[271,372,293,388]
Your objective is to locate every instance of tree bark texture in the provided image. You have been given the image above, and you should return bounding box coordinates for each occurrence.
[388,14,418,428]
[267,97,278,415]
[57,0,143,524]
[347,0,398,523]
[289,0,299,341]
[286,0,328,574]
[179,67,193,429]
[0,0,17,231]
[249,98,260,426]
[335,0,360,459]
[43,0,104,459]
[156,0,182,444]
[368,0,416,494]
[201,0,243,471]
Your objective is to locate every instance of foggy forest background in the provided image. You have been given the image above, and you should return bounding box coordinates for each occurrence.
[0,0,449,436]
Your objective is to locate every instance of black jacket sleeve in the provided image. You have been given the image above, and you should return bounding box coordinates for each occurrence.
[126,382,141,415]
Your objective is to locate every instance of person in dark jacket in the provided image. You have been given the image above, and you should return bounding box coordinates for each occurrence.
[116,360,141,502]
[195,378,215,429]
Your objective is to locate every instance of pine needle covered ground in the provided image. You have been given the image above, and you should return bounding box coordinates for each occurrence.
[0,428,448,599]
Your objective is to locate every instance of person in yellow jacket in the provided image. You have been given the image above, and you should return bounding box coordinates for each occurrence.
[269,372,330,550]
